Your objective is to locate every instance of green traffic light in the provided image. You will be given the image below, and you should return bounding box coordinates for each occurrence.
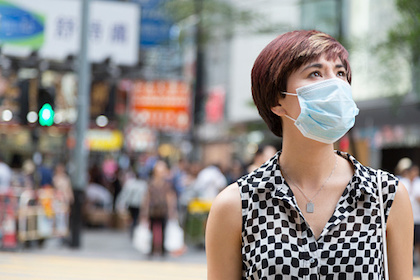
[39,103,54,126]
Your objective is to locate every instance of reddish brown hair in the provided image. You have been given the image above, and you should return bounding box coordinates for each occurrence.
[251,30,351,137]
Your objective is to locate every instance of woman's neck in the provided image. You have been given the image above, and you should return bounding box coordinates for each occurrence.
[280,137,337,190]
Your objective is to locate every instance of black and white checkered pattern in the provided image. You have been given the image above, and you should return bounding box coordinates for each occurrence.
[238,150,398,279]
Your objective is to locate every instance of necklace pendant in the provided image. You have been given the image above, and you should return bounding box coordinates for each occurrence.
[306,202,314,213]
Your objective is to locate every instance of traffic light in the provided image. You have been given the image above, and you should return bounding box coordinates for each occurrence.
[38,103,54,126]
[38,87,55,126]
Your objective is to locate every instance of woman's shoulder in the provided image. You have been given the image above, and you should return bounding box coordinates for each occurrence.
[211,183,242,213]
[208,183,242,228]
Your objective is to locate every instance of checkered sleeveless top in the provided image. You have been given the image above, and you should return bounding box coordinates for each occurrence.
[238,151,398,280]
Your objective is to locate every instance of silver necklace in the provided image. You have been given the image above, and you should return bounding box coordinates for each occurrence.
[281,156,338,213]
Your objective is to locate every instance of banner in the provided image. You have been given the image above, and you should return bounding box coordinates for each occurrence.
[1,0,139,65]
[130,80,191,132]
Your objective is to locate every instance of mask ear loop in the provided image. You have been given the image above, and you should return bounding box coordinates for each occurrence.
[278,95,298,123]
[282,92,298,96]
[284,114,297,122]
[278,91,298,122]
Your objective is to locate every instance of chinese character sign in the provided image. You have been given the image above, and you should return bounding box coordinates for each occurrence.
[1,0,139,65]
[130,81,191,132]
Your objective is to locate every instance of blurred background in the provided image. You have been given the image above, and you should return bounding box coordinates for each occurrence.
[0,0,420,278]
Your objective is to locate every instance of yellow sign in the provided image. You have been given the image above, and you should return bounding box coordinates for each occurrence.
[87,129,123,151]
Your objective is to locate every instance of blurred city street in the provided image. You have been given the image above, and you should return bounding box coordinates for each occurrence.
[0,0,420,279]
[0,228,207,280]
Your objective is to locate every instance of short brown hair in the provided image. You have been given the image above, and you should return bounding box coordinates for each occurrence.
[251,30,351,137]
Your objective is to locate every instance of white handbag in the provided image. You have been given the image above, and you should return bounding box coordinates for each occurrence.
[132,222,152,255]
[377,170,389,280]
[164,219,184,252]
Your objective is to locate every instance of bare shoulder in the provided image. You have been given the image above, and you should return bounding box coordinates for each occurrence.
[206,183,243,280]
[208,182,242,226]
[388,180,412,224]
[387,180,413,247]
[386,180,414,279]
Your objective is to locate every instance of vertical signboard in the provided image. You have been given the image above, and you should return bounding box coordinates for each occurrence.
[132,0,172,47]
[130,80,191,132]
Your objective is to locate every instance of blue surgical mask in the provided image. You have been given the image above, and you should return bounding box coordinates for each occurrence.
[282,78,359,144]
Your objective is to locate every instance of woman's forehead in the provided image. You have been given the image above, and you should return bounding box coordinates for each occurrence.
[298,55,344,70]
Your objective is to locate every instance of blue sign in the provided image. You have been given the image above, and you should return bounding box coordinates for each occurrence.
[132,0,172,47]
[0,0,45,48]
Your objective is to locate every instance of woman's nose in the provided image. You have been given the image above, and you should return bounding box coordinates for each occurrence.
[324,71,337,80]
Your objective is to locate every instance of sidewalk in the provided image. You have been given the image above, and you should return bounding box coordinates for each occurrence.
[21,227,207,264]
[8,228,420,279]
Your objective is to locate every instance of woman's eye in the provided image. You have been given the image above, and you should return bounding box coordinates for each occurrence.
[309,71,321,78]
[337,71,346,77]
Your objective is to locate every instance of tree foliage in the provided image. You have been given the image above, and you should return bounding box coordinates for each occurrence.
[385,0,420,96]
[164,0,282,45]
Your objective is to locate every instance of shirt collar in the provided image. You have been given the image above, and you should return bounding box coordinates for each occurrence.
[336,150,377,198]
[250,150,378,201]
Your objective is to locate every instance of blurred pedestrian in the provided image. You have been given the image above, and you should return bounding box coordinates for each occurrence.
[35,153,54,189]
[85,165,113,226]
[21,159,36,190]
[226,158,247,185]
[141,160,177,256]
[171,158,190,201]
[116,170,148,239]
[110,167,123,213]
[193,164,227,202]
[246,145,277,173]
[53,162,74,207]
[52,162,73,243]
[206,30,413,279]
[0,155,12,194]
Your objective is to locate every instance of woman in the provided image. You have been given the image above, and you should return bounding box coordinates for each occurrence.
[206,30,413,279]
[141,159,176,256]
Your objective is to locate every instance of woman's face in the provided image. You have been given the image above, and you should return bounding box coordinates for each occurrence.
[275,54,349,120]
[153,161,169,178]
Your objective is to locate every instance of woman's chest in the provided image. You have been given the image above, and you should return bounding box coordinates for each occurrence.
[242,199,383,279]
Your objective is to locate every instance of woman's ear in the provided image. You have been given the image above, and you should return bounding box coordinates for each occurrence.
[271,103,286,117]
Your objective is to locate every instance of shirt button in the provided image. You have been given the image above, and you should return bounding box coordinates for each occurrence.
[310,258,318,266]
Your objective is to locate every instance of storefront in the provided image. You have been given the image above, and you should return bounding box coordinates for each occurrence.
[352,95,420,172]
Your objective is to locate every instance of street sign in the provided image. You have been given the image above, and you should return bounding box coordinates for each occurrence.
[132,0,172,47]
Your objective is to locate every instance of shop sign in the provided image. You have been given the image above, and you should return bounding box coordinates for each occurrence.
[86,129,123,151]
[130,80,191,132]
[1,0,139,65]
[0,1,45,48]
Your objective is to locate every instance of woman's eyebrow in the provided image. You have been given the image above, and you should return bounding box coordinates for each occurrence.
[300,63,345,73]
[301,63,322,72]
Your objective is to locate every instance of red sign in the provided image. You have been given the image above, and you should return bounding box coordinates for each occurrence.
[130,80,191,132]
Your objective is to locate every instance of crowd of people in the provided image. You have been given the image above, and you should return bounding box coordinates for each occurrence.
[0,148,276,252]
[111,146,278,257]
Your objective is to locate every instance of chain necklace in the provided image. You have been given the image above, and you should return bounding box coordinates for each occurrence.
[280,156,338,213]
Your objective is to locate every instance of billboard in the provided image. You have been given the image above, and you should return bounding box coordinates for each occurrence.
[0,0,45,48]
[130,80,191,132]
[0,0,139,65]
